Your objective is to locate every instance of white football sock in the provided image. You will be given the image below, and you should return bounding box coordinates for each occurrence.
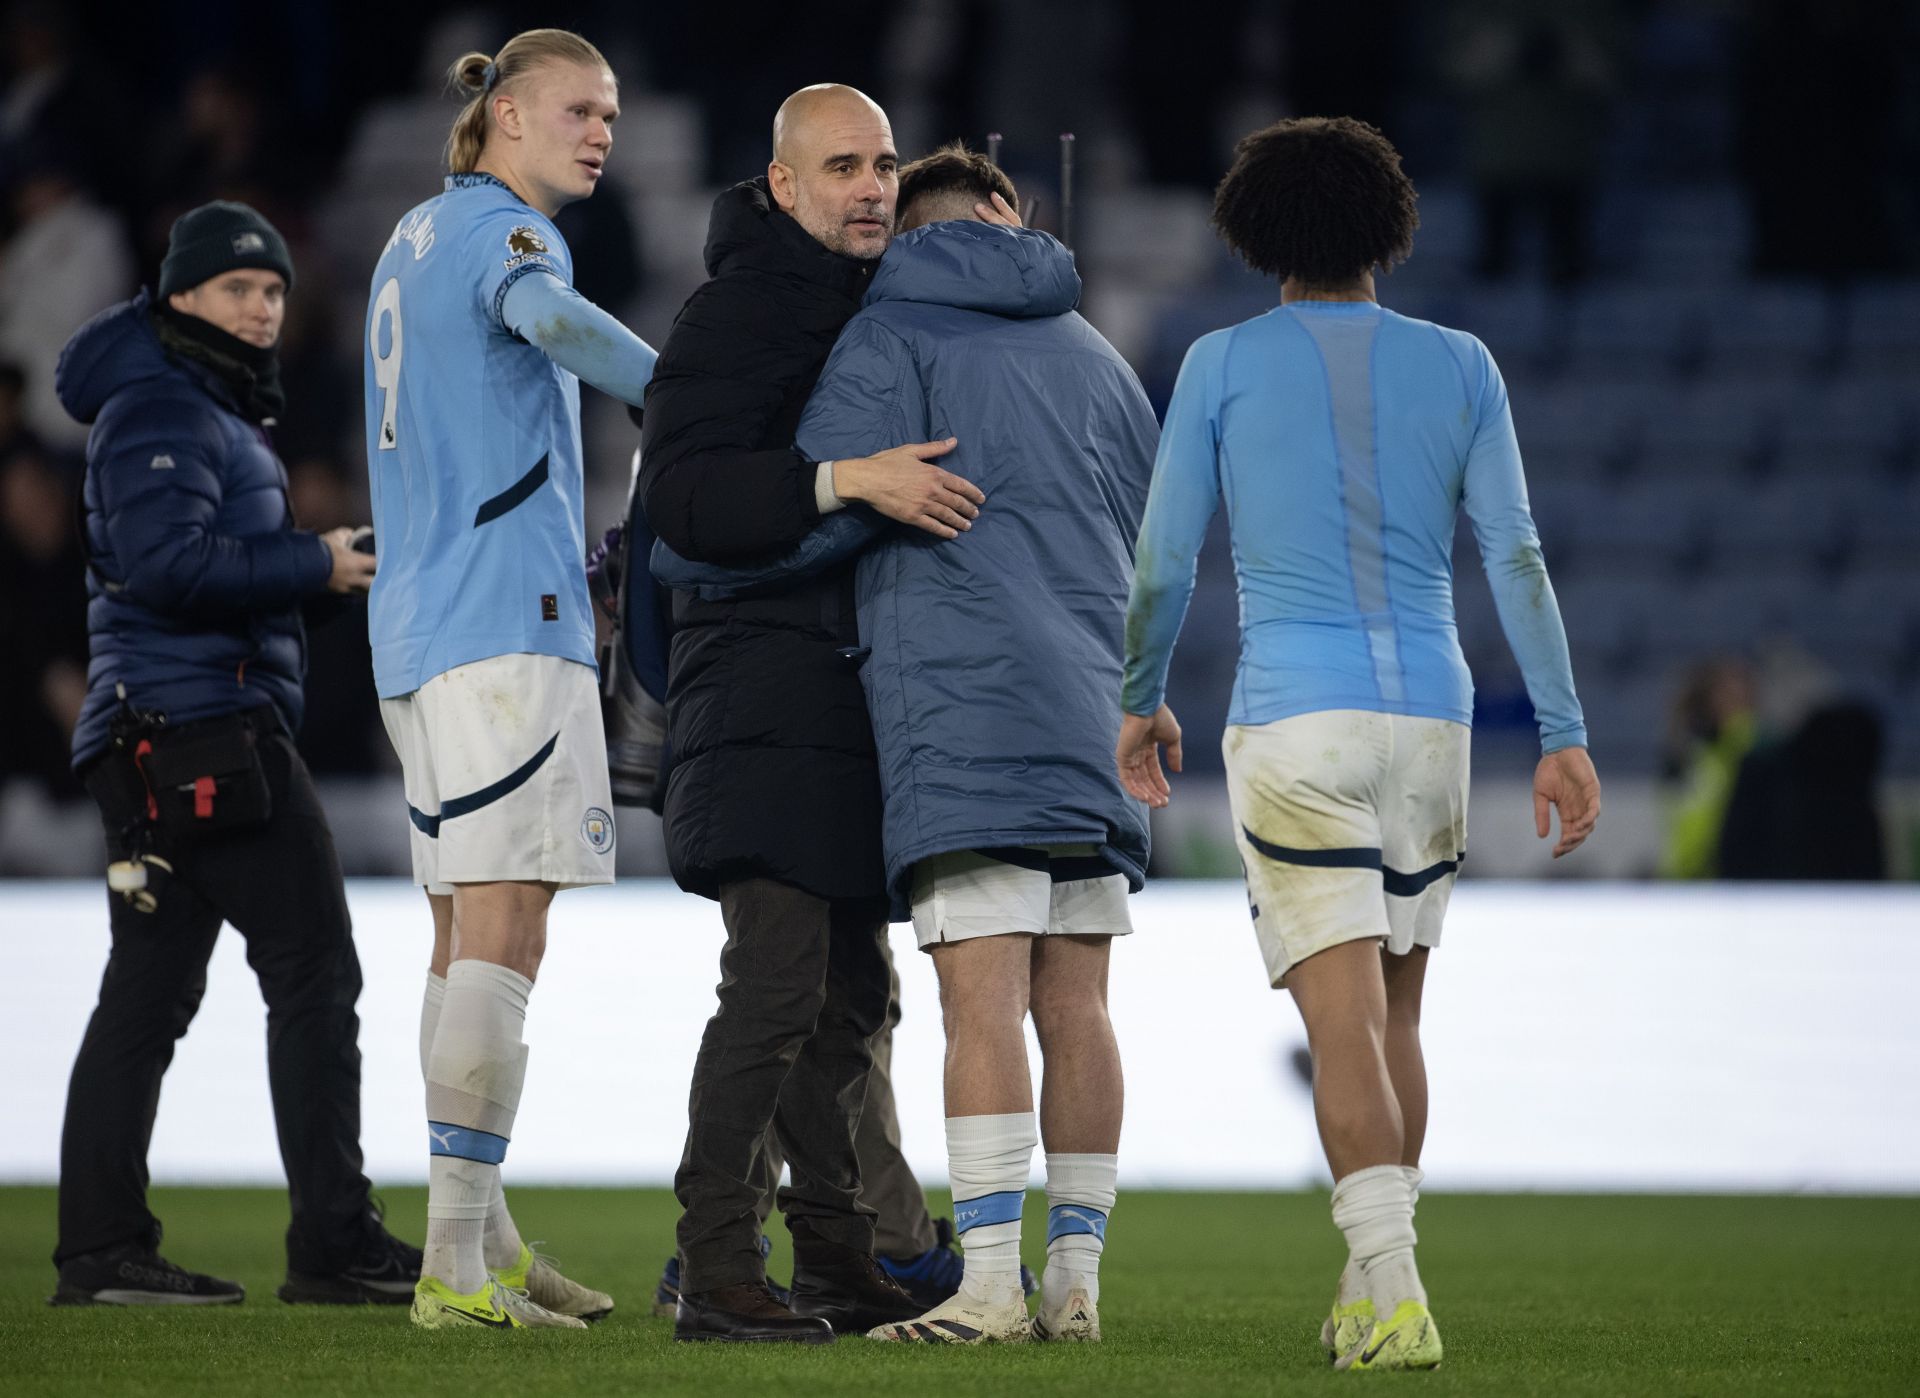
[423,960,531,1294]
[947,1112,1037,1304]
[1331,1164,1426,1318]
[1337,1164,1423,1309]
[482,1183,526,1271]
[420,967,525,1271]
[424,1159,492,1295]
[418,970,446,1078]
[1042,1152,1115,1306]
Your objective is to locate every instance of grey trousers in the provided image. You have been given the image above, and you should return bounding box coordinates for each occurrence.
[751,935,939,1259]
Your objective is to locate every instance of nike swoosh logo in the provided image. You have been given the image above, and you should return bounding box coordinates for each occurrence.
[1360,1332,1391,1364]
[456,1307,514,1328]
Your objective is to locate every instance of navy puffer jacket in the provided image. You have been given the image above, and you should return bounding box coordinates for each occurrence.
[58,292,332,768]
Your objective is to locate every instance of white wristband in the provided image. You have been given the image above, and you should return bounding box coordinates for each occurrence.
[814,460,846,515]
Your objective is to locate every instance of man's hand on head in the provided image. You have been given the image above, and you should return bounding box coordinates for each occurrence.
[831,438,984,539]
[974,192,1022,227]
[322,526,377,595]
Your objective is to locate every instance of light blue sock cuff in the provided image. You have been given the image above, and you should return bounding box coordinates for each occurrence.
[954,1189,1025,1234]
[428,1121,509,1165]
[1046,1203,1109,1245]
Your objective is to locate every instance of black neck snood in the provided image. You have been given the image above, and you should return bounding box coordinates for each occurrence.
[152,302,287,424]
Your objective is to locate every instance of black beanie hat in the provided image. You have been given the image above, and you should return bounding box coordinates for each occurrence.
[158,201,295,298]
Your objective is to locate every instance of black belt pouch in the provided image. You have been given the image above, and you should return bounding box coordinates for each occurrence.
[141,714,273,838]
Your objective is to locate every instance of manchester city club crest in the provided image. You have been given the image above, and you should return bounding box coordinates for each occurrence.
[580,807,614,855]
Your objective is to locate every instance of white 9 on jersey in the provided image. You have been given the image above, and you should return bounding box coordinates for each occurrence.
[371,276,403,451]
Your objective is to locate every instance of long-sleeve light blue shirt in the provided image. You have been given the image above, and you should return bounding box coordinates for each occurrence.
[501,269,657,406]
[1123,300,1587,753]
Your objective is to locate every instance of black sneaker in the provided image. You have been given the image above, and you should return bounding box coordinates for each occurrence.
[278,1223,422,1305]
[50,1243,244,1307]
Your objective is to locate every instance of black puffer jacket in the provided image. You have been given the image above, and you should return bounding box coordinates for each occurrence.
[639,179,884,902]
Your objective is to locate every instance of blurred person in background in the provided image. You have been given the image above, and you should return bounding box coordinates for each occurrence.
[0,3,126,195]
[1443,0,1622,284]
[1738,0,1908,277]
[1116,117,1600,1370]
[1659,657,1757,880]
[0,441,87,797]
[0,360,40,458]
[553,170,646,320]
[269,247,358,470]
[146,65,278,210]
[48,199,416,1307]
[286,458,382,778]
[1721,700,1888,881]
[0,142,135,451]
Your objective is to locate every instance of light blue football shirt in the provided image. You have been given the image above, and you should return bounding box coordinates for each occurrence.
[364,172,593,698]
[1123,300,1587,753]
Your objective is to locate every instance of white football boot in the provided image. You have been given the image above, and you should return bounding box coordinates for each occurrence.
[867,1287,1032,1344]
[493,1244,613,1322]
[1032,1279,1100,1342]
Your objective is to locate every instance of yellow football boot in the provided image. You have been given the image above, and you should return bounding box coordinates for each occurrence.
[410,1274,586,1330]
[1336,1298,1442,1371]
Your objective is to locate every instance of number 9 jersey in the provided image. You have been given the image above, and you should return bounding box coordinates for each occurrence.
[363,172,592,700]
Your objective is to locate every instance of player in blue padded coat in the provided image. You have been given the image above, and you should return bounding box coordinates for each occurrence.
[1116,117,1603,1371]
[363,29,657,1333]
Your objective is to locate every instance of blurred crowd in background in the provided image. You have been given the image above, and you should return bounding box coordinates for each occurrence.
[1,0,1916,879]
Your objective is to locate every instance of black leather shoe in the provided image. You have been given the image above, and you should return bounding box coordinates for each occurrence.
[789,1249,923,1334]
[674,1282,835,1344]
[50,1243,244,1307]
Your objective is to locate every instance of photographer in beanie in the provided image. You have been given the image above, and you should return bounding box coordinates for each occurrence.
[48,201,418,1306]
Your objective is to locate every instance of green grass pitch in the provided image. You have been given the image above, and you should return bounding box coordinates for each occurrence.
[4,1186,1916,1396]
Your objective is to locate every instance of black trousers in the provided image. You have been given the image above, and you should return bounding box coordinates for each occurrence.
[56,724,374,1273]
[675,877,893,1292]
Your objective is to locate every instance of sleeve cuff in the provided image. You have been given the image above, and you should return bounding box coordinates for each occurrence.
[814,461,846,515]
[305,532,334,592]
[792,453,823,528]
[1541,726,1589,755]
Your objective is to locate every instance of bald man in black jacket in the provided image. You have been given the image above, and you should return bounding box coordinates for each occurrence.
[638,84,981,1344]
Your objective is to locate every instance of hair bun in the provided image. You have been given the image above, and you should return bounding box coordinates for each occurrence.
[452,50,494,94]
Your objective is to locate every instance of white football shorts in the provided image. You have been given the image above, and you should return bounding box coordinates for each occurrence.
[910,844,1133,951]
[1224,709,1469,986]
[379,652,614,894]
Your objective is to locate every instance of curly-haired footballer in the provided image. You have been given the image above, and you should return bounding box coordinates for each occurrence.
[1117,116,1601,1370]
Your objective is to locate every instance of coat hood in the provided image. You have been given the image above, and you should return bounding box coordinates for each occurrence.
[56,289,175,427]
[701,178,875,299]
[867,222,1080,319]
